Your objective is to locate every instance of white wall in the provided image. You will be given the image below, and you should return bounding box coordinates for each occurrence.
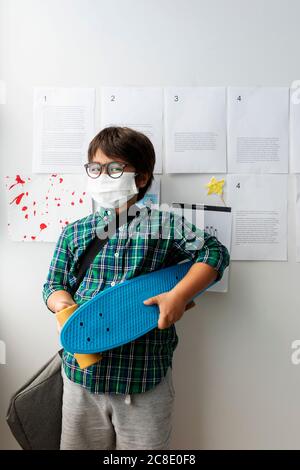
[1,0,300,450]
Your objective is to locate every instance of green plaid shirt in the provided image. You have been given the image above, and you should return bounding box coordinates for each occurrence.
[42,205,230,394]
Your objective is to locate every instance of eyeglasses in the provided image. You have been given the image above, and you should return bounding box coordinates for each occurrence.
[84,161,135,179]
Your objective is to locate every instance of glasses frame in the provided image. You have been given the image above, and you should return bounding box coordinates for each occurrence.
[84,161,133,179]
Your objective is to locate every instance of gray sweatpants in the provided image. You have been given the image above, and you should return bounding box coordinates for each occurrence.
[60,364,175,450]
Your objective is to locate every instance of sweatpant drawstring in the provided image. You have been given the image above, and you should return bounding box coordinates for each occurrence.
[125,394,131,405]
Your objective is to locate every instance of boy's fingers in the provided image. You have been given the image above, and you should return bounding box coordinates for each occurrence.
[158,316,171,329]
[143,296,158,305]
[185,300,196,311]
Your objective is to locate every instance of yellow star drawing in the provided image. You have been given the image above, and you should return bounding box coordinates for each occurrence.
[205,177,226,204]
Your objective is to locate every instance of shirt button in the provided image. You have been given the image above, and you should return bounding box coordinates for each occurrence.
[107,210,111,215]
[103,216,109,221]
[114,252,119,257]
[111,281,116,286]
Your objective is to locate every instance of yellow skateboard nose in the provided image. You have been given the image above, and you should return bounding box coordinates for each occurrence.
[56,304,102,369]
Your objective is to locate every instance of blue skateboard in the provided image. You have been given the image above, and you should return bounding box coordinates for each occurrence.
[61,260,217,354]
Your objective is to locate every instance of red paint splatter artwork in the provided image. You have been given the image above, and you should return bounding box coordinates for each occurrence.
[6,174,92,241]
[8,175,25,190]
[10,192,25,206]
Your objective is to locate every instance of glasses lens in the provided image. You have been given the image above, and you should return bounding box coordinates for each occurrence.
[87,163,101,178]
[108,162,125,178]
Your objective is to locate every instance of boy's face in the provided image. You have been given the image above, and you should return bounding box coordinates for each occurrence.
[92,149,134,172]
[92,149,148,191]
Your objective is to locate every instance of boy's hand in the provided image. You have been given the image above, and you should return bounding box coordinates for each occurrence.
[143,291,195,330]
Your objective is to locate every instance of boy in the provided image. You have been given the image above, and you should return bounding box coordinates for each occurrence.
[42,126,230,450]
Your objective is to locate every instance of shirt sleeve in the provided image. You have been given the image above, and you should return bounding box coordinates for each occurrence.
[170,212,230,282]
[42,225,73,309]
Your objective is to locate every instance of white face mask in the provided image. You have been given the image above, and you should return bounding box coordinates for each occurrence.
[86,172,139,209]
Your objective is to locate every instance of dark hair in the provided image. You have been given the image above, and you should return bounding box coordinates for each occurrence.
[87,126,155,201]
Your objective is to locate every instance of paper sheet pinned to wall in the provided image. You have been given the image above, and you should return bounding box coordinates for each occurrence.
[101,87,163,174]
[137,175,160,208]
[290,84,300,173]
[227,87,289,174]
[227,174,288,260]
[172,203,232,293]
[32,87,95,173]
[4,174,93,242]
[164,87,227,173]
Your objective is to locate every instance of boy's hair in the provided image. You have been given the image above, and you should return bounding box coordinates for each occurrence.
[88,126,155,201]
